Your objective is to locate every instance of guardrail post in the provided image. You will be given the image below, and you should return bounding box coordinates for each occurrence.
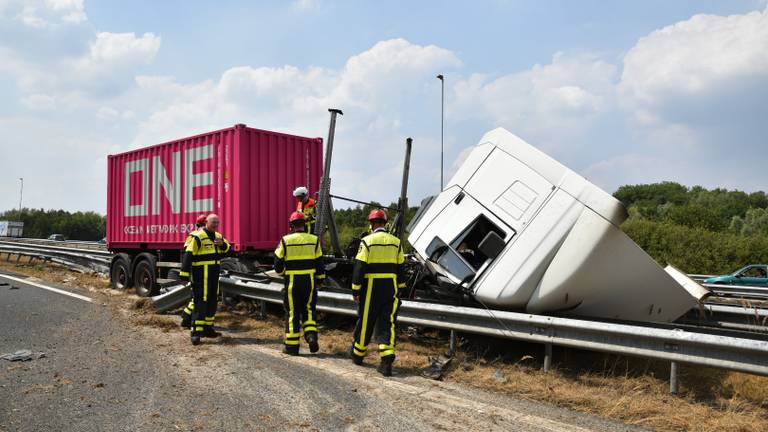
[543,343,553,372]
[259,299,267,319]
[449,330,457,356]
[670,361,679,394]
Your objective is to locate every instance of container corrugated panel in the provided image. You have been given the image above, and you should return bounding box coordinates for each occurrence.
[107,124,323,252]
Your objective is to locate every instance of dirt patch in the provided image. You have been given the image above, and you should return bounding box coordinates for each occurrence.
[5,259,768,432]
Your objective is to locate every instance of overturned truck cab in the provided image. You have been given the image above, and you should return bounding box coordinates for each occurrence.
[407,128,708,323]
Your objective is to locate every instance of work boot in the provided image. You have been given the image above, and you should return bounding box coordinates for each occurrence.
[350,347,363,366]
[180,313,191,329]
[191,334,201,346]
[306,333,319,353]
[283,345,299,356]
[201,328,222,338]
[377,356,394,377]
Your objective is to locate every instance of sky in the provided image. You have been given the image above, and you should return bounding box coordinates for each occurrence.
[1,0,767,214]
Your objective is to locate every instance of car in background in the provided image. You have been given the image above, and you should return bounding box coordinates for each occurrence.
[704,265,768,286]
[47,234,65,241]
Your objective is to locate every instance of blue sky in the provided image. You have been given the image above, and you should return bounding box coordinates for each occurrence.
[1,0,767,214]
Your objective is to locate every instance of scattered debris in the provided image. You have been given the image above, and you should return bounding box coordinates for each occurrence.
[0,282,8,286]
[493,369,507,384]
[421,355,453,380]
[9,285,19,290]
[1,349,46,362]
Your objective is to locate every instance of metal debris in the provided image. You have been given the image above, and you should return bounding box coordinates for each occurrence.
[420,355,453,380]
[1,349,46,362]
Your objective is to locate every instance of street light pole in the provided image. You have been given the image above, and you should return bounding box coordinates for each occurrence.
[18,177,23,219]
[436,74,444,191]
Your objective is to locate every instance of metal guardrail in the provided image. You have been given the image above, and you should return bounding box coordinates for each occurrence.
[220,276,768,378]
[702,282,768,300]
[0,242,110,274]
[0,237,106,251]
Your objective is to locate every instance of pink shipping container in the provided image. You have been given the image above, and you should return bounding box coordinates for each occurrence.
[107,124,323,253]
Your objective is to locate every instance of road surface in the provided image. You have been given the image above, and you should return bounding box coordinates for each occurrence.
[0,271,643,431]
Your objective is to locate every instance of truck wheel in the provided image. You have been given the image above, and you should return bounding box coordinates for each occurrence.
[110,254,131,290]
[133,260,157,297]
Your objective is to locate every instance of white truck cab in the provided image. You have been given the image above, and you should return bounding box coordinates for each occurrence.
[408,128,707,323]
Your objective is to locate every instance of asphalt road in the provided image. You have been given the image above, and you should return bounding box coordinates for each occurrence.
[0,272,643,431]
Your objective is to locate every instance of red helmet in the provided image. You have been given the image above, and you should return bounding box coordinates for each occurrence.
[367,209,387,222]
[289,211,306,224]
[195,214,207,227]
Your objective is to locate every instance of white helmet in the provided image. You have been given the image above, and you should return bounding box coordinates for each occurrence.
[293,186,308,197]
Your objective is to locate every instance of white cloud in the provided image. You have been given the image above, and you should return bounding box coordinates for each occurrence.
[77,32,161,73]
[3,0,86,27]
[21,93,56,110]
[619,8,768,123]
[451,52,617,147]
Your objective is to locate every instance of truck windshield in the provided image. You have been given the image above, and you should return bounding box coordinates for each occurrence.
[450,214,507,270]
[426,237,476,283]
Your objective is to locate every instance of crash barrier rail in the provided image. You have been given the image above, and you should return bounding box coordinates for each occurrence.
[0,237,105,251]
[702,283,768,300]
[0,242,110,274]
[219,276,768,393]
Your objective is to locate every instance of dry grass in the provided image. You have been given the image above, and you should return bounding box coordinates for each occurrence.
[4,259,768,431]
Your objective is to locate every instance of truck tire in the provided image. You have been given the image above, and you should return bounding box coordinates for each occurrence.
[133,255,158,297]
[110,254,132,290]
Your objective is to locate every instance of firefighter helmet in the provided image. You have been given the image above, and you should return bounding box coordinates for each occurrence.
[293,186,308,197]
[367,209,387,222]
[289,211,306,224]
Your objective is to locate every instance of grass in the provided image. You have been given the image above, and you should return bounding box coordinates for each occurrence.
[3,259,768,431]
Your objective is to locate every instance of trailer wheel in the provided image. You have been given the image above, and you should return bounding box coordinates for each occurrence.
[133,259,157,297]
[110,254,131,290]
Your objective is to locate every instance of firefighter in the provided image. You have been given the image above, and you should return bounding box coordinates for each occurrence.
[180,214,208,329]
[274,211,325,355]
[293,186,317,234]
[179,214,231,345]
[349,209,405,377]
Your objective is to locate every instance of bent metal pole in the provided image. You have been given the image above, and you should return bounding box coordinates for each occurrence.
[316,108,343,252]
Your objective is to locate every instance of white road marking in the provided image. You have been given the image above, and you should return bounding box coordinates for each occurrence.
[0,273,92,303]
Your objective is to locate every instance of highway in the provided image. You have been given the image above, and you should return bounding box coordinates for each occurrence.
[0,271,640,432]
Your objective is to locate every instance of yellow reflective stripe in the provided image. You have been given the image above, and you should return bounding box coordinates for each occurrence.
[364,273,397,279]
[194,320,208,325]
[284,339,300,346]
[316,274,326,279]
[203,265,209,301]
[358,277,374,352]
[285,269,316,275]
[389,296,400,349]
[179,271,190,277]
[192,260,218,266]
[287,274,296,337]
[353,347,366,356]
[397,283,406,289]
[305,275,315,328]
[194,326,205,331]
[351,283,361,291]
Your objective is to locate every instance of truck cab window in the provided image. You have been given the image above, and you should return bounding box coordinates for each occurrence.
[450,215,507,270]
[425,237,476,284]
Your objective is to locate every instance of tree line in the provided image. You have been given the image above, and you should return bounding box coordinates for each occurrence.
[0,208,106,241]
[614,182,768,273]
